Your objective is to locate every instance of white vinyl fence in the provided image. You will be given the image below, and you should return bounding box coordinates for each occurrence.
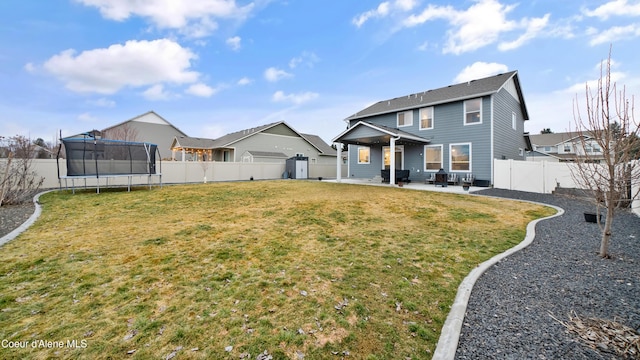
[494,159,640,216]
[1,159,346,190]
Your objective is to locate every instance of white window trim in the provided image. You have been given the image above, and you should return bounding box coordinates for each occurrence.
[463,98,482,126]
[357,146,370,164]
[424,144,443,172]
[397,110,413,127]
[449,142,472,172]
[512,111,517,130]
[419,107,434,130]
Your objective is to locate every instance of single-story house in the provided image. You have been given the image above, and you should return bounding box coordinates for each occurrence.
[332,71,530,186]
[170,121,336,165]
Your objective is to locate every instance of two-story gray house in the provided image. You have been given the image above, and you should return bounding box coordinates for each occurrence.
[332,71,529,186]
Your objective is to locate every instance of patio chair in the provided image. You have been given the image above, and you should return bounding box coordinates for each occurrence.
[425,173,436,184]
[461,173,474,186]
[447,173,458,185]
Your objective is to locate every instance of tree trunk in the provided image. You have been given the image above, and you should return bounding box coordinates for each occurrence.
[599,196,615,258]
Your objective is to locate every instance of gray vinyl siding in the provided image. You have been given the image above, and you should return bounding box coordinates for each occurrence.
[230,132,333,165]
[104,122,186,160]
[346,96,493,183]
[493,87,527,161]
[348,144,382,178]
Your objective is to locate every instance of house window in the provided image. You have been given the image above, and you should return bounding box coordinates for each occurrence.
[464,98,482,125]
[512,112,517,130]
[424,145,443,171]
[397,111,413,127]
[223,150,231,162]
[419,107,434,130]
[450,143,471,171]
[563,144,571,152]
[519,148,524,157]
[358,146,370,164]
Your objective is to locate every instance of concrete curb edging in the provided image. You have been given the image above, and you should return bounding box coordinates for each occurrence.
[0,190,54,248]
[432,199,564,360]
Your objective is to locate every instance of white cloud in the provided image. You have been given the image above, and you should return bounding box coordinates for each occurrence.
[24,62,36,73]
[76,0,254,37]
[453,62,509,83]
[272,90,319,105]
[264,67,293,82]
[403,0,551,54]
[498,14,550,51]
[180,17,218,39]
[352,0,417,27]
[588,24,640,45]
[289,51,320,69]
[77,112,100,122]
[582,0,640,20]
[186,83,217,97]
[226,36,241,51]
[43,39,200,94]
[88,98,116,107]
[237,77,252,86]
[143,84,171,100]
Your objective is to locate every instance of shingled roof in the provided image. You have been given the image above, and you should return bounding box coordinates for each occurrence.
[345,71,528,121]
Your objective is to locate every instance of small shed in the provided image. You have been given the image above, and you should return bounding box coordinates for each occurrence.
[286,156,308,179]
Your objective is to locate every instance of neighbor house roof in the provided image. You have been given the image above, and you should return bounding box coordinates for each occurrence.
[170,121,335,156]
[171,136,217,150]
[102,110,188,137]
[346,71,528,121]
[300,133,336,156]
[528,132,592,147]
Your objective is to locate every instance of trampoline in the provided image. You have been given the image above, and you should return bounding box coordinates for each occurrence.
[57,135,162,193]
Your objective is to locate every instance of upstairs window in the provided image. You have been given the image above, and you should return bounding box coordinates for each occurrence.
[397,111,413,127]
[419,107,434,130]
[512,112,517,130]
[464,98,482,125]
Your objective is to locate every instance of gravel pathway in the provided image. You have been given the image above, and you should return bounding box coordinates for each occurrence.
[456,189,640,360]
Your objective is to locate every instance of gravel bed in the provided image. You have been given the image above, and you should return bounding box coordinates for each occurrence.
[456,189,640,360]
[0,203,35,239]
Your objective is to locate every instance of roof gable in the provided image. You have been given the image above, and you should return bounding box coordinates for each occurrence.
[212,121,327,154]
[346,71,527,120]
[102,111,188,137]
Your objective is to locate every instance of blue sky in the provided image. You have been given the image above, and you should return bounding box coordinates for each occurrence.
[1,0,639,146]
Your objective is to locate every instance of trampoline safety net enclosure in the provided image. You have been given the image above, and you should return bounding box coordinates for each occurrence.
[58,137,162,193]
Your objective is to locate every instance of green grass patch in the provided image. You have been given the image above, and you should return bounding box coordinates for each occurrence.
[0,181,554,359]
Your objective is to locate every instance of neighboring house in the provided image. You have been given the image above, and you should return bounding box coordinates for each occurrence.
[170,121,336,165]
[100,111,189,160]
[332,71,530,185]
[526,132,605,162]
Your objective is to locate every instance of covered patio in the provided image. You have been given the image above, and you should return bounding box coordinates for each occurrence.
[332,121,431,185]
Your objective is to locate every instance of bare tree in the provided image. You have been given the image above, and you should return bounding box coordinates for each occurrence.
[0,135,44,206]
[104,123,139,142]
[571,48,640,258]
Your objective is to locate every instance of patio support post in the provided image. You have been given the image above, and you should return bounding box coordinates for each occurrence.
[390,137,396,185]
[182,149,186,162]
[335,142,342,182]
